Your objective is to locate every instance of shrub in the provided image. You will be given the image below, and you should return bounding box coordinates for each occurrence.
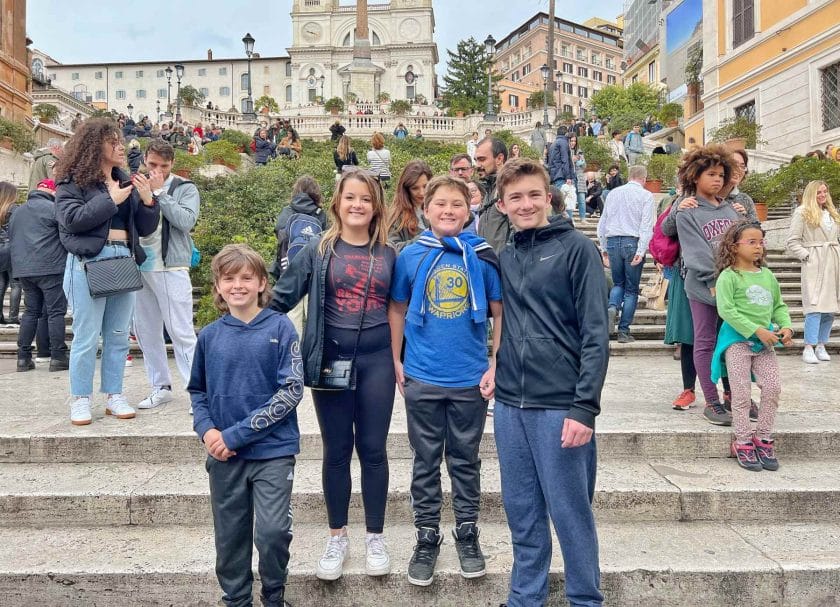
[646,154,680,188]
[739,170,773,204]
[0,117,35,153]
[203,140,242,168]
[657,102,684,124]
[389,100,412,115]
[577,136,613,172]
[324,97,345,113]
[219,129,252,155]
[173,149,204,174]
[763,158,840,208]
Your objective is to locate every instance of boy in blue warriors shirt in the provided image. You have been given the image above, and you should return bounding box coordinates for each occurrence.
[388,175,503,587]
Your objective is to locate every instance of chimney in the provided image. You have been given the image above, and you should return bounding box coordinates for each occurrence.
[207,49,213,60]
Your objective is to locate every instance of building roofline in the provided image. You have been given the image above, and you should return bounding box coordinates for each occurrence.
[495,12,622,50]
[33,51,290,68]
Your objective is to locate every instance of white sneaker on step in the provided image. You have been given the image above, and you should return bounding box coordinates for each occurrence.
[802,346,819,364]
[137,387,174,410]
[70,397,92,426]
[105,393,136,419]
[316,532,349,581]
[365,532,391,576]
[815,344,831,362]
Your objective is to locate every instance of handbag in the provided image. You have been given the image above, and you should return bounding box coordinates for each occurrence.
[317,253,375,391]
[83,255,143,298]
[641,270,669,311]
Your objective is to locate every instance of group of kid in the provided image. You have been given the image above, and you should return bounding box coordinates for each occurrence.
[189,145,608,607]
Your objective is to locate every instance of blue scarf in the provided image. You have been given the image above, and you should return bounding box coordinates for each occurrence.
[406,230,492,327]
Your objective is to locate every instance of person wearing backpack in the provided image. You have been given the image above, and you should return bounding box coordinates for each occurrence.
[132,140,201,412]
[272,176,327,336]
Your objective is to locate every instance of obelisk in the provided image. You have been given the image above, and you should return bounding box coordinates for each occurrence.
[348,0,377,101]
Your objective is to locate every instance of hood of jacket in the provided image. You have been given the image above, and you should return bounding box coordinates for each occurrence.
[26,189,56,205]
[512,214,575,247]
[128,148,144,160]
[289,193,322,216]
[33,149,57,162]
[220,308,275,330]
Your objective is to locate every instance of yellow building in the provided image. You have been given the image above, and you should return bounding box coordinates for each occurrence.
[689,0,840,153]
[0,0,31,123]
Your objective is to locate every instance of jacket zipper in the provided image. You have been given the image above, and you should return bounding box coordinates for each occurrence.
[518,232,536,407]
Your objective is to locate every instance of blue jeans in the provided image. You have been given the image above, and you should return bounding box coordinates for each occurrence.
[494,403,602,607]
[63,244,136,396]
[804,312,834,345]
[577,192,586,220]
[606,236,644,333]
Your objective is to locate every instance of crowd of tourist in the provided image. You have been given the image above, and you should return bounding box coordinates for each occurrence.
[2,112,839,607]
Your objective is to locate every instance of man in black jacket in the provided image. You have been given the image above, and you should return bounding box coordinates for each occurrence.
[8,179,68,372]
[493,158,608,607]
[474,138,511,254]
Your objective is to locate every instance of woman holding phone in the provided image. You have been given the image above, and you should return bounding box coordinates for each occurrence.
[54,119,160,426]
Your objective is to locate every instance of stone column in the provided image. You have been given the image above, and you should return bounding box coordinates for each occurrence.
[356,0,368,40]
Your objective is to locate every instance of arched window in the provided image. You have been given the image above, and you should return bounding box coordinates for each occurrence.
[342,31,381,46]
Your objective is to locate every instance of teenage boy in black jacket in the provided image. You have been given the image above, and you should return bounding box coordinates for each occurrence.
[494,158,609,607]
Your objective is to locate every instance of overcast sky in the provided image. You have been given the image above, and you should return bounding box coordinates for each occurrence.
[28,0,624,69]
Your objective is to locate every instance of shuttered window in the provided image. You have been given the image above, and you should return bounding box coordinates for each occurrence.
[732,0,755,49]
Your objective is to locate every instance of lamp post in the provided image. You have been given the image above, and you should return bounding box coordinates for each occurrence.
[319,74,325,103]
[555,70,563,116]
[127,103,134,119]
[174,63,184,123]
[540,63,550,131]
[483,34,497,122]
[242,32,256,119]
[165,66,173,117]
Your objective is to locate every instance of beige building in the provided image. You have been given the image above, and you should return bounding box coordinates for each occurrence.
[494,13,623,118]
[0,0,31,123]
[621,0,665,88]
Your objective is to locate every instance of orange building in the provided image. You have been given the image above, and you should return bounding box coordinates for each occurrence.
[0,0,31,122]
[686,0,840,153]
[493,13,623,117]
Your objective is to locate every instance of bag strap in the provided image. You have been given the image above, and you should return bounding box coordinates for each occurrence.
[349,252,376,362]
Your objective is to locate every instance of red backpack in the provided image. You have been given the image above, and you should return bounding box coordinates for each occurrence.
[648,204,680,266]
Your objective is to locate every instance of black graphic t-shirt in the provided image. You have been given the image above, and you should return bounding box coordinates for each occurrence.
[325,239,395,329]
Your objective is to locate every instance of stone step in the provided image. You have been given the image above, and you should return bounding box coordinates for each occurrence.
[609,320,839,341]
[609,339,840,356]
[0,521,836,606]
[0,457,836,528]
[628,306,809,325]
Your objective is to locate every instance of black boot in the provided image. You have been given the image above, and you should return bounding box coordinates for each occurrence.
[49,353,70,372]
[17,358,35,372]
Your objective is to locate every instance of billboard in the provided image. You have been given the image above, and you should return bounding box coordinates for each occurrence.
[665,0,703,101]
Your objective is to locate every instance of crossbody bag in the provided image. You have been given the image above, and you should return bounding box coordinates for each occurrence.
[317,253,375,391]
[83,205,143,299]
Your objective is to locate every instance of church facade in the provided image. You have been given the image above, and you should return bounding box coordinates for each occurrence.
[289,0,437,104]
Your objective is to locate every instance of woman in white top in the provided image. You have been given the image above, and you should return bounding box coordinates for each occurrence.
[786,180,840,363]
[366,132,392,188]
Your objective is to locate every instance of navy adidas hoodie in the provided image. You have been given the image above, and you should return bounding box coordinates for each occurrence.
[189,308,303,460]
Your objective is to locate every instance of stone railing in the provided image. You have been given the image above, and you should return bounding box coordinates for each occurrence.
[182,106,556,142]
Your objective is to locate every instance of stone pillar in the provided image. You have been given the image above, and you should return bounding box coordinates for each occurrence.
[356,0,368,40]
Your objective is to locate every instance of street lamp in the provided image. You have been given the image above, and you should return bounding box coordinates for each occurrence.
[174,63,184,122]
[483,34,497,122]
[165,66,173,117]
[127,103,134,119]
[242,32,256,119]
[319,74,325,102]
[540,63,550,134]
[555,70,563,115]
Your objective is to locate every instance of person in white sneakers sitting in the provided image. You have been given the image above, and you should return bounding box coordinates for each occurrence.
[133,139,200,411]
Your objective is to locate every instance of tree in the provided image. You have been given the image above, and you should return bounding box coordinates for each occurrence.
[442,37,502,115]
[590,82,663,132]
[178,85,205,107]
[254,95,280,113]
[33,103,59,124]
[528,91,556,109]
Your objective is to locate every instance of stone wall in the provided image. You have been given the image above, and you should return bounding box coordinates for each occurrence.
[0,148,32,187]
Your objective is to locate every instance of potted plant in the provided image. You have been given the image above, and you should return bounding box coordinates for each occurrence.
[203,140,242,170]
[33,103,60,124]
[658,102,684,127]
[376,92,391,104]
[577,136,613,173]
[324,97,345,115]
[173,149,203,178]
[0,117,35,153]
[389,99,412,116]
[646,154,680,192]
[710,116,766,150]
[738,170,773,220]
[219,128,252,154]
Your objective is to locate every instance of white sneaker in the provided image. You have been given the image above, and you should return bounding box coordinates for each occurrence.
[105,393,136,419]
[137,387,174,410]
[35,357,50,364]
[815,344,831,362]
[365,532,391,576]
[124,355,134,368]
[803,345,819,364]
[70,397,92,426]
[316,532,349,581]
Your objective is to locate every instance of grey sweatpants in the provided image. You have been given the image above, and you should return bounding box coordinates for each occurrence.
[207,455,295,607]
[404,375,488,529]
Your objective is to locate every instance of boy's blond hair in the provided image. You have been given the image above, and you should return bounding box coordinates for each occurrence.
[496,158,550,200]
[211,244,271,313]
[423,175,470,209]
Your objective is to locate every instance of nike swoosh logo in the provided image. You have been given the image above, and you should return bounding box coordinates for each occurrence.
[540,254,558,262]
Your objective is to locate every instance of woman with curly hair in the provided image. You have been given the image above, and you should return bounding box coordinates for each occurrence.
[672,144,743,426]
[54,118,160,426]
[786,180,840,363]
[387,160,432,251]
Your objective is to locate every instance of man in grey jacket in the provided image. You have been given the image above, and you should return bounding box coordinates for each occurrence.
[475,137,512,254]
[132,140,200,411]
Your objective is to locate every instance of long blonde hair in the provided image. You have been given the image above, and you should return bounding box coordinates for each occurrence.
[319,170,389,255]
[336,135,352,162]
[800,180,839,227]
[0,182,18,226]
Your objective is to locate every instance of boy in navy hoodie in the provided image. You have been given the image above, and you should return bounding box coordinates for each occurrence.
[189,244,302,607]
[388,175,503,587]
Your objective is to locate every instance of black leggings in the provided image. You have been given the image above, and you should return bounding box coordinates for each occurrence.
[680,344,697,390]
[0,271,21,320]
[312,324,395,533]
